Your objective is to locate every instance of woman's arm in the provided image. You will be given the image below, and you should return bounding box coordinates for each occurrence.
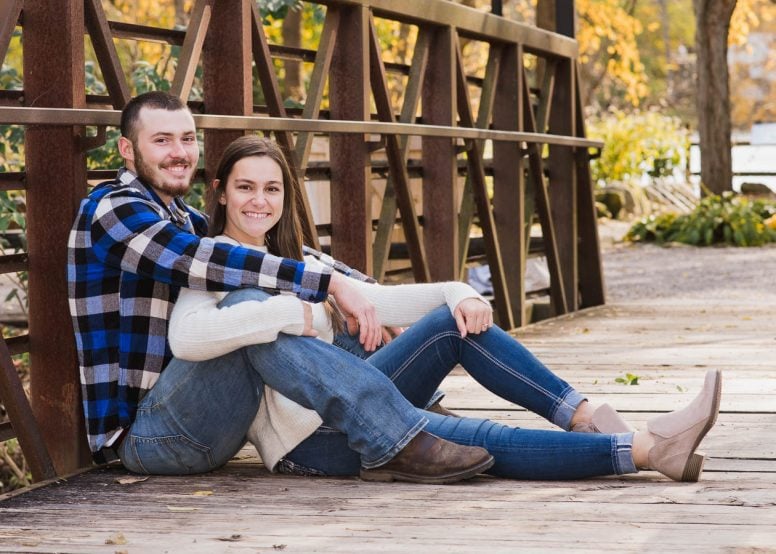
[347,278,490,328]
[168,288,307,361]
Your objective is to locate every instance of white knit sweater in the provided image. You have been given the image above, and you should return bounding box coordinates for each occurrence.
[168,235,488,470]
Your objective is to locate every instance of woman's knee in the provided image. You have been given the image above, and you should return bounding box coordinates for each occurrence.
[424,305,460,333]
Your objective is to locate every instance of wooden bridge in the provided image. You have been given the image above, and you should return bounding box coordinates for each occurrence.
[1,243,774,552]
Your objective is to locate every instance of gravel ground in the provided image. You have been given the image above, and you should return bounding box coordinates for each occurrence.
[599,220,776,306]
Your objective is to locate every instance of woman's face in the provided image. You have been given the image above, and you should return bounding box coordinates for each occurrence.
[219,155,284,247]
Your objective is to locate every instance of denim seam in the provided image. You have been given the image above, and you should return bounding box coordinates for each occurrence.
[611,432,637,475]
[383,331,455,383]
[388,329,579,426]
[462,333,579,422]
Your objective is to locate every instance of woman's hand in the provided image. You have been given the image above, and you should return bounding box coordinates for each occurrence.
[301,302,318,338]
[453,298,494,338]
[329,272,382,351]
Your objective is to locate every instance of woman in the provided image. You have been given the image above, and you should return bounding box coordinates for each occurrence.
[164,135,720,482]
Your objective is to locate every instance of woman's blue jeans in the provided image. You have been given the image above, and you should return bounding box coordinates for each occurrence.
[286,304,637,480]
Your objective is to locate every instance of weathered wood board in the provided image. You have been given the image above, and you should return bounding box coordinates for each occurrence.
[2,246,775,552]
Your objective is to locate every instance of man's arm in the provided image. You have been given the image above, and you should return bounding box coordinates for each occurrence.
[88,193,331,302]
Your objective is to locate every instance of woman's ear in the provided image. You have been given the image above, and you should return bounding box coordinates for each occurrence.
[212,179,227,205]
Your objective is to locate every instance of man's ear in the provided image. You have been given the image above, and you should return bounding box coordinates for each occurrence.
[118,136,135,164]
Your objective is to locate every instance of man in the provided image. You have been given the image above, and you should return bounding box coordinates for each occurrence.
[68,91,492,483]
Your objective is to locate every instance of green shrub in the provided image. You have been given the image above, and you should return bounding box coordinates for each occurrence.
[626,192,776,246]
[588,109,690,185]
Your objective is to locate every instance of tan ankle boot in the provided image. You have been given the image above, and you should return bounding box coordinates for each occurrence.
[647,370,722,482]
[360,431,494,485]
[572,403,634,434]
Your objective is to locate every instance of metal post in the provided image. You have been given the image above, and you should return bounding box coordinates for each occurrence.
[492,45,526,325]
[23,0,91,474]
[422,26,458,282]
[329,6,371,272]
[202,0,252,185]
[555,0,576,38]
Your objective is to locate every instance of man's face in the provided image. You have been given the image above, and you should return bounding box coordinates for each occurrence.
[121,107,199,204]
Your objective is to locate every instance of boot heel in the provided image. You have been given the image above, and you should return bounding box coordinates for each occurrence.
[681,452,706,482]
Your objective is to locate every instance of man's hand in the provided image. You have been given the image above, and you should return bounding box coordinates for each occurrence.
[453,298,493,338]
[329,272,382,351]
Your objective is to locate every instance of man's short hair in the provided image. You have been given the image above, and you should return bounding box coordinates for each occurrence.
[120,91,190,142]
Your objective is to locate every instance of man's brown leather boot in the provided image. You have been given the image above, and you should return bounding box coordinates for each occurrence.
[359,431,494,484]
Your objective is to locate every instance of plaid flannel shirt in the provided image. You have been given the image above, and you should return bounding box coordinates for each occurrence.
[68,168,334,463]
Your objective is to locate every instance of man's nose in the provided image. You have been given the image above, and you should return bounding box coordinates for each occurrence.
[170,139,188,158]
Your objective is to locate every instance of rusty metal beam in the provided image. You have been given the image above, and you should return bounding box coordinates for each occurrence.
[521,65,568,316]
[492,44,527,327]
[202,0,251,189]
[422,26,458,282]
[293,7,340,173]
[372,28,429,282]
[574,62,605,308]
[170,0,212,101]
[0,337,56,482]
[457,43,501,273]
[0,253,27,274]
[0,106,603,148]
[23,0,91,476]
[0,0,22,67]
[84,0,130,109]
[329,5,371,273]
[315,0,578,58]
[108,20,186,45]
[547,57,577,311]
[454,40,513,329]
[368,17,429,283]
[249,0,319,249]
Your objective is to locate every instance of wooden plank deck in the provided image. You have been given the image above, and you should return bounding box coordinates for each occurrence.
[2,244,776,552]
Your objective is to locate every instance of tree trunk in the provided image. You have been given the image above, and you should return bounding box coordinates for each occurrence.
[694,0,737,195]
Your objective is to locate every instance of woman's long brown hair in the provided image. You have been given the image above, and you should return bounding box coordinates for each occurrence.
[207,135,344,333]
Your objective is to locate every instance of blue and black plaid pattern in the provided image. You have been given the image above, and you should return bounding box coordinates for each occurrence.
[68,169,332,462]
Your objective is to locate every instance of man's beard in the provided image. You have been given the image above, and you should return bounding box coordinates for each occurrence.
[134,146,193,199]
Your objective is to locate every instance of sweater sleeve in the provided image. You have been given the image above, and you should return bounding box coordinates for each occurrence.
[347,279,490,327]
[168,288,306,361]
